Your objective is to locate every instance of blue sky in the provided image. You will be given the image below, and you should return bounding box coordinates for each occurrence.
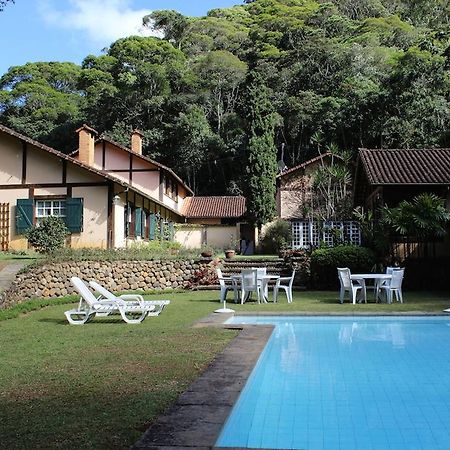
[0,0,243,76]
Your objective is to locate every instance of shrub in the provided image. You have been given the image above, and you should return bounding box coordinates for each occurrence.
[25,216,69,254]
[44,240,197,263]
[261,219,292,254]
[310,245,376,289]
[186,260,220,288]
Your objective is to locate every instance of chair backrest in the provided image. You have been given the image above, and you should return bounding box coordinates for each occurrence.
[216,268,226,288]
[386,266,405,275]
[337,268,351,288]
[288,269,296,287]
[70,276,98,306]
[252,267,266,279]
[89,280,117,301]
[390,268,404,289]
[241,269,258,290]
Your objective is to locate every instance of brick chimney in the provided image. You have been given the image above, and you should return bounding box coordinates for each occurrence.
[76,124,97,166]
[131,129,144,155]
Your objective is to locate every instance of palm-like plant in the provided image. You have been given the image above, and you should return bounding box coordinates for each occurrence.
[382,193,450,241]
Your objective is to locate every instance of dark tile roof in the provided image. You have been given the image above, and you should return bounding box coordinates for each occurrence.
[182,196,246,218]
[277,153,340,178]
[359,148,450,185]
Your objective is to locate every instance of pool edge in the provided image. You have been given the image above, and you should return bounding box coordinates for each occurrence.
[131,321,274,450]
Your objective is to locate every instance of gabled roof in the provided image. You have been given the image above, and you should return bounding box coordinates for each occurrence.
[0,124,182,216]
[71,135,194,195]
[277,153,338,178]
[358,148,450,185]
[181,196,246,218]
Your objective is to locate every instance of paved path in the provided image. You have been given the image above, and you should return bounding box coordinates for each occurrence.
[0,262,27,293]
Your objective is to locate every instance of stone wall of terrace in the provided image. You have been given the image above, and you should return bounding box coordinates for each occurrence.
[0,259,211,308]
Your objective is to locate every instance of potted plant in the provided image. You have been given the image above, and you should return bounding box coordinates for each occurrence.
[225,235,238,259]
[200,245,214,258]
[225,249,235,259]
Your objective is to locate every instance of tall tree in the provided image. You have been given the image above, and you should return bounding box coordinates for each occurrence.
[244,72,278,229]
[0,0,14,12]
[0,62,83,152]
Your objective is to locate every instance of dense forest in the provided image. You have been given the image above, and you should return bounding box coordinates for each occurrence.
[0,0,449,195]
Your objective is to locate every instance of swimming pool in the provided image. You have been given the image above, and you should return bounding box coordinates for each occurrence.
[216,316,450,450]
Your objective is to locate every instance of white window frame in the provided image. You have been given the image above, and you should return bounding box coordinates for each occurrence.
[35,199,67,222]
[292,220,361,249]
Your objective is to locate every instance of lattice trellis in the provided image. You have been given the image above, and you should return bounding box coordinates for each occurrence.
[0,203,9,251]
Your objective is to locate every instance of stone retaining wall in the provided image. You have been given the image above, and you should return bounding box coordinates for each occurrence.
[1,259,211,309]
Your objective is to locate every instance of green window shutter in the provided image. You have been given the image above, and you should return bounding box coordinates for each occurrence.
[65,198,83,233]
[169,222,174,241]
[149,214,156,240]
[135,207,142,236]
[16,199,33,234]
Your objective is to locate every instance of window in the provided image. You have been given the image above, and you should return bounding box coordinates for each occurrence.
[36,200,66,222]
[16,198,83,234]
[164,176,178,201]
[292,220,361,249]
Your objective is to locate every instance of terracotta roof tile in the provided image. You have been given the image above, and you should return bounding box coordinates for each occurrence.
[277,153,342,178]
[182,196,246,218]
[0,124,182,217]
[359,148,450,185]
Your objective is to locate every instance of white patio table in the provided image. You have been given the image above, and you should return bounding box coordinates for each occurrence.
[231,272,280,303]
[350,273,392,302]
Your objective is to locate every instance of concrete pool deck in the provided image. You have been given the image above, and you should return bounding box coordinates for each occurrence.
[132,312,273,449]
[132,311,448,449]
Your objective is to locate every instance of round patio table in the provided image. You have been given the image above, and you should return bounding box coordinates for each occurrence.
[350,273,392,302]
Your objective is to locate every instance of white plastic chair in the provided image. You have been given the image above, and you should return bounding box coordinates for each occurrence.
[337,268,366,304]
[273,270,296,303]
[253,267,268,299]
[375,267,403,300]
[217,268,239,303]
[380,268,404,304]
[89,280,170,316]
[240,269,260,304]
[65,277,161,325]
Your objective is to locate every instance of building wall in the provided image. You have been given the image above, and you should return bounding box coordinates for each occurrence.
[277,162,317,219]
[174,224,239,249]
[0,134,22,184]
[69,186,109,249]
[175,225,204,248]
[0,131,111,250]
[278,158,352,220]
[91,142,183,213]
[1,188,29,250]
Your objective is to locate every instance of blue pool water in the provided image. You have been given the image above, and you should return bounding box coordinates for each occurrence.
[216,316,450,450]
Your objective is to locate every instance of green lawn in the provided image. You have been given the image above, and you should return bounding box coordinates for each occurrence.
[0,251,41,261]
[1,289,450,449]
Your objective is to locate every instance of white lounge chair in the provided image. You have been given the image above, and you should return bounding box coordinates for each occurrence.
[89,280,170,316]
[65,277,164,325]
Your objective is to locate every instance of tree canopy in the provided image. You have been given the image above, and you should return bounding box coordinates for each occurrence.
[1,0,449,204]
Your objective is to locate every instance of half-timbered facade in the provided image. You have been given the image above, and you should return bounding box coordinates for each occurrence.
[0,124,190,250]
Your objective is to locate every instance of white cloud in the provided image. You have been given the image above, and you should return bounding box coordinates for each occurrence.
[39,0,158,46]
